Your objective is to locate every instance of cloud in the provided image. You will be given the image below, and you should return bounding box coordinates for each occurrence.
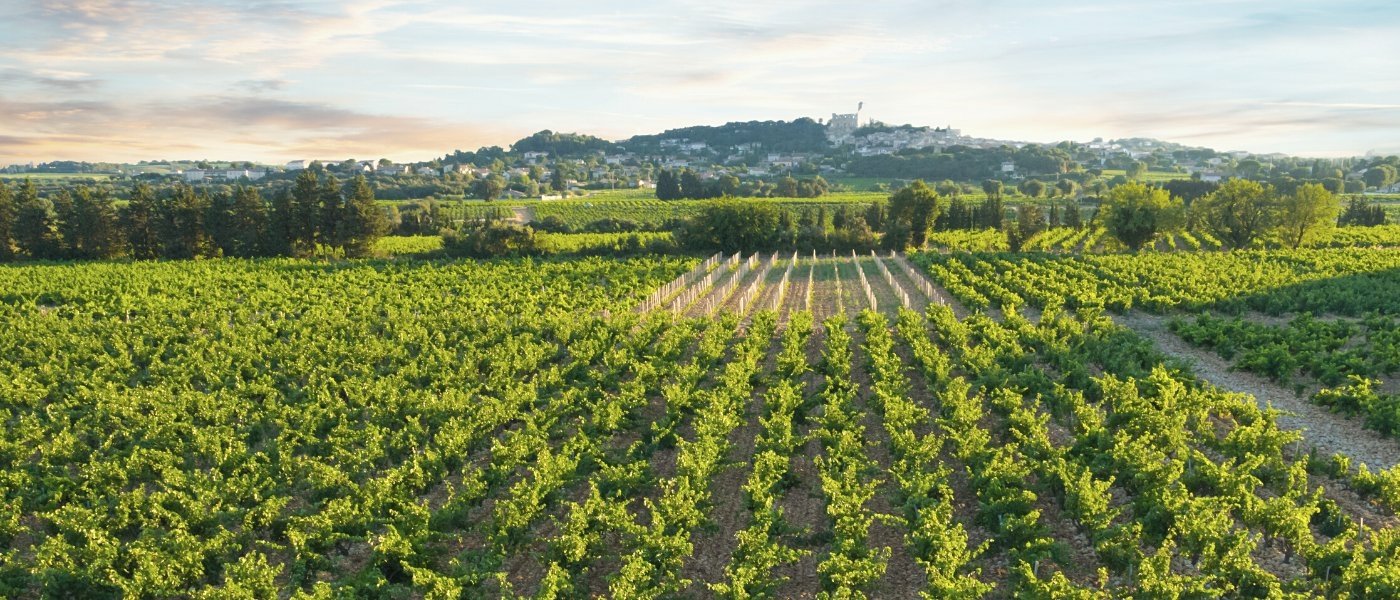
[0,68,103,92]
[235,79,289,93]
[0,95,516,163]
[2,0,1400,161]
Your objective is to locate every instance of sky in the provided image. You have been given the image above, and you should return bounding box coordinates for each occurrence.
[1,0,1398,165]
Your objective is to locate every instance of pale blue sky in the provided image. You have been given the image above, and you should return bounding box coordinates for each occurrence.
[2,0,1398,164]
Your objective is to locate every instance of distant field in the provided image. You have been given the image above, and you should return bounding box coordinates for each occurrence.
[1097,168,1193,183]
[0,173,115,181]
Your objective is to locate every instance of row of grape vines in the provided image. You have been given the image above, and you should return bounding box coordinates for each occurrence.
[5,254,1400,596]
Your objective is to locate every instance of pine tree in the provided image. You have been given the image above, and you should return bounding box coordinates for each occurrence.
[319,173,344,251]
[13,179,59,259]
[64,187,121,259]
[0,180,16,261]
[206,190,238,257]
[158,185,212,259]
[679,168,706,199]
[265,189,298,256]
[51,190,75,257]
[229,186,267,257]
[289,168,321,255]
[1064,200,1083,229]
[656,170,681,200]
[340,174,390,258]
[123,183,161,260]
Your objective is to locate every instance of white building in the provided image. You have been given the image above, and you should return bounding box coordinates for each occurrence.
[286,160,309,170]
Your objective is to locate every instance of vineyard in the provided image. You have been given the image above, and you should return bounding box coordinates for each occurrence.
[3,251,1400,597]
[914,248,1400,444]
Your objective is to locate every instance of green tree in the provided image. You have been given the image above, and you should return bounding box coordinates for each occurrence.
[1195,179,1278,249]
[473,174,506,201]
[981,179,1003,201]
[1020,179,1046,198]
[340,174,390,257]
[13,180,60,259]
[776,175,799,198]
[675,200,782,252]
[289,169,321,254]
[1101,182,1182,252]
[1364,165,1397,189]
[883,180,943,250]
[1063,199,1083,229]
[718,174,741,197]
[656,170,681,200]
[1055,179,1078,198]
[62,187,122,259]
[228,186,267,257]
[1236,159,1263,178]
[123,183,162,259]
[1340,196,1387,226]
[0,180,15,261]
[158,184,212,259]
[1276,183,1339,248]
[50,189,74,255]
[1004,204,1046,253]
[318,173,344,249]
[265,189,298,256]
[1125,161,1148,181]
[935,179,960,198]
[205,190,238,257]
[680,169,707,199]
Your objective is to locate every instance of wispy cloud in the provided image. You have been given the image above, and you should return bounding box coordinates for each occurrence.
[1,0,1399,163]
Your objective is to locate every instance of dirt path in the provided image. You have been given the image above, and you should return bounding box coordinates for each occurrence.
[509,206,534,224]
[1115,311,1400,471]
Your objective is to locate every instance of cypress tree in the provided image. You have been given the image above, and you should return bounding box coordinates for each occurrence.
[229,186,267,257]
[158,184,211,259]
[0,180,15,261]
[66,187,121,259]
[265,189,297,256]
[656,170,681,200]
[123,183,161,260]
[206,190,238,257]
[340,174,389,258]
[289,169,320,254]
[14,179,60,259]
[319,173,344,250]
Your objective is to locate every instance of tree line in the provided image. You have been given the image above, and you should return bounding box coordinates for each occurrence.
[1097,180,1347,251]
[0,169,388,262]
[666,177,1367,255]
[655,168,830,200]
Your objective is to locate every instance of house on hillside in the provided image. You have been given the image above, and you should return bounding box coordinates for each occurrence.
[286,160,309,170]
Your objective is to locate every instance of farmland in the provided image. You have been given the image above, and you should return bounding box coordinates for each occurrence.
[3,247,1400,598]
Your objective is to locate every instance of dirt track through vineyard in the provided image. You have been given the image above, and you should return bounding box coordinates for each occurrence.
[1116,311,1400,471]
